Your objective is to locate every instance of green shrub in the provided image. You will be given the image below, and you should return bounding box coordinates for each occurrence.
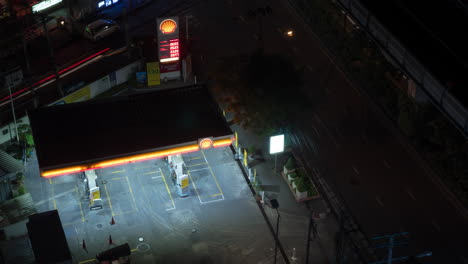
[284,156,296,170]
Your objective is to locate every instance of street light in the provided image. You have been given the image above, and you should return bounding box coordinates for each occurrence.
[270,199,280,264]
[286,30,294,37]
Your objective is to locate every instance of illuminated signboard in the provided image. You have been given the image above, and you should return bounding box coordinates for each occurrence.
[32,0,62,12]
[157,17,179,63]
[199,138,213,149]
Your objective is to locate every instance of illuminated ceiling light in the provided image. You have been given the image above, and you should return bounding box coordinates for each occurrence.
[286,30,294,37]
[213,138,232,148]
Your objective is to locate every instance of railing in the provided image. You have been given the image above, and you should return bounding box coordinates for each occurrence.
[336,0,468,137]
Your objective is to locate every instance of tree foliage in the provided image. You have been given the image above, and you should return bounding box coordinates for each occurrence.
[209,50,310,136]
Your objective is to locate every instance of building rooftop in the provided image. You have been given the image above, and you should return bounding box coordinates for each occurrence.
[30,85,232,171]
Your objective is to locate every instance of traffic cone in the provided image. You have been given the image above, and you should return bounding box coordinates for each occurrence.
[108,235,113,245]
[82,239,88,252]
[110,216,115,225]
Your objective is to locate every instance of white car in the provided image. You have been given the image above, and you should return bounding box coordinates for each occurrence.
[84,19,120,41]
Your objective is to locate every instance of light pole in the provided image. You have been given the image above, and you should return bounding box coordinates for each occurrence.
[6,79,19,142]
[270,199,280,264]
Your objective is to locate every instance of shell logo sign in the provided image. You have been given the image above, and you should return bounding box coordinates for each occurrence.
[160,19,177,34]
[199,138,213,149]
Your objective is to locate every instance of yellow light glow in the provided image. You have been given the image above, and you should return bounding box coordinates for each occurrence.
[213,138,232,147]
[287,30,294,36]
[200,138,213,149]
[42,144,199,178]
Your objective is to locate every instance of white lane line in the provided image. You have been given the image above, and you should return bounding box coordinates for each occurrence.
[383,160,392,169]
[151,176,162,179]
[406,189,416,201]
[313,113,341,148]
[431,219,441,231]
[375,196,384,207]
[165,207,176,211]
[352,166,360,175]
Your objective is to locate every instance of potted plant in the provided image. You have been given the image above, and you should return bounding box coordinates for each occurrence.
[295,177,310,200]
[283,156,296,175]
[287,172,299,183]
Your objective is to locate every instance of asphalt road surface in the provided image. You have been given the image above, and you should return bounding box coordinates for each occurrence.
[6,0,468,263]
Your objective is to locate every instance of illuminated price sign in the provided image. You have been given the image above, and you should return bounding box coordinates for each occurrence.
[159,39,179,63]
[157,17,180,63]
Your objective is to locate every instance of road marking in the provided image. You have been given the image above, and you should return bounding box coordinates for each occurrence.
[210,193,223,197]
[375,196,384,207]
[52,184,57,210]
[201,149,225,201]
[187,162,207,167]
[112,177,122,180]
[151,176,162,179]
[383,160,392,169]
[160,168,176,210]
[76,186,85,222]
[143,171,160,175]
[166,207,176,211]
[111,170,125,174]
[131,248,138,252]
[187,156,203,161]
[352,166,360,175]
[188,168,209,172]
[431,219,441,231]
[406,188,416,201]
[79,259,96,264]
[187,170,203,204]
[125,177,138,212]
[313,113,341,148]
[103,184,115,216]
[48,178,53,184]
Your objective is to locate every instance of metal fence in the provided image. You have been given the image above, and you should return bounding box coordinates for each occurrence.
[337,0,468,136]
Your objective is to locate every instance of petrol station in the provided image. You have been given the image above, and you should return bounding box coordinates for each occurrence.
[30,85,234,211]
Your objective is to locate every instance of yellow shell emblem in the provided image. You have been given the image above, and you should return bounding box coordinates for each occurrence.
[160,19,177,34]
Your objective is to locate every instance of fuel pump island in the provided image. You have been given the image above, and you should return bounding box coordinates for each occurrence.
[166,154,190,197]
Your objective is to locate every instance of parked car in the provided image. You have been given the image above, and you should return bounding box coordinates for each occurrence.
[83,19,120,41]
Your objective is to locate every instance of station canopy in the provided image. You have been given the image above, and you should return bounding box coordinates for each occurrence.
[30,85,234,178]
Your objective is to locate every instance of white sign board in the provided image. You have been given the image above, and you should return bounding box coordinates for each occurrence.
[269,134,284,154]
[32,0,62,12]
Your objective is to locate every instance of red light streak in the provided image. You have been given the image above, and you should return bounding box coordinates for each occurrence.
[0,48,110,103]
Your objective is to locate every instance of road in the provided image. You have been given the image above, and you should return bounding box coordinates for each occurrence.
[184,0,468,263]
[5,0,468,262]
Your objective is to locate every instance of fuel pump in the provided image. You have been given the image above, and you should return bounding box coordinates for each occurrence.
[167,154,190,197]
[84,170,103,210]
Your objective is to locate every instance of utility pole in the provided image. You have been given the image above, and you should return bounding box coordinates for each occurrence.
[6,79,19,142]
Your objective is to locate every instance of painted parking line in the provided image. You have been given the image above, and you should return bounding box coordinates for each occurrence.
[186,162,208,167]
[187,156,203,161]
[52,185,57,209]
[54,187,85,226]
[202,149,224,200]
[105,178,137,216]
[103,183,115,216]
[188,168,209,173]
[143,171,161,175]
[136,168,175,212]
[187,170,203,204]
[160,168,176,210]
[49,178,53,184]
[79,259,96,264]
[111,170,125,174]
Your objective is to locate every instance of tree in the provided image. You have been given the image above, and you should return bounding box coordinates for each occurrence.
[209,50,311,136]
